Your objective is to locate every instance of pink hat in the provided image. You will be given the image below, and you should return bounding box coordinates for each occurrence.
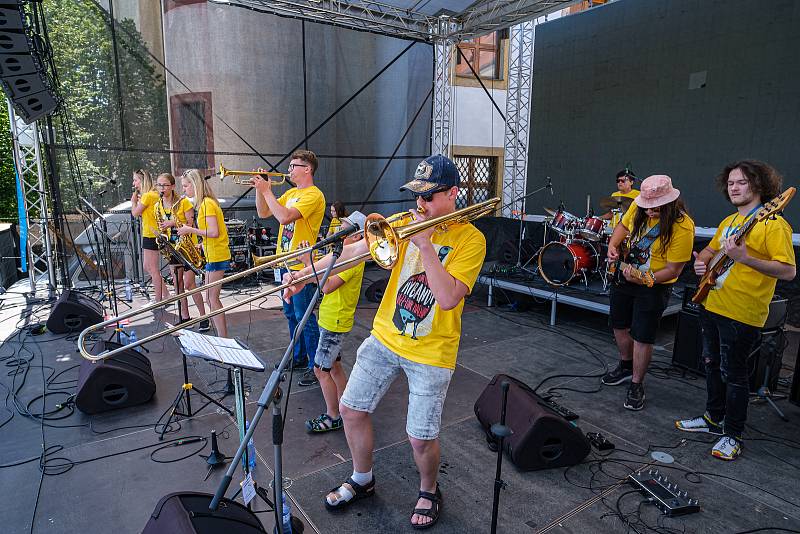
[635,175,681,209]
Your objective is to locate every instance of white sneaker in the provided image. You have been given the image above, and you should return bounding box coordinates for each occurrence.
[675,413,723,435]
[711,436,742,461]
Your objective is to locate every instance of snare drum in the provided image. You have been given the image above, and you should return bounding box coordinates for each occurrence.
[579,216,605,241]
[538,240,598,286]
[551,210,579,236]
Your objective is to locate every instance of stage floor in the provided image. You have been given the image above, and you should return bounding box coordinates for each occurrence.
[1,270,799,533]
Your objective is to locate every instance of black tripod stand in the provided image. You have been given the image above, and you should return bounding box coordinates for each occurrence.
[158,347,233,440]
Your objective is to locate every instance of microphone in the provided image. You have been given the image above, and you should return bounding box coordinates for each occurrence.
[311,222,361,251]
[547,176,553,195]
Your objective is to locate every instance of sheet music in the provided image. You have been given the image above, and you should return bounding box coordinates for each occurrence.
[177,329,265,371]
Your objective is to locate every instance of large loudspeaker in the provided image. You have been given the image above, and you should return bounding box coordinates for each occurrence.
[474,374,590,471]
[46,289,104,333]
[75,340,156,414]
[0,1,59,123]
[672,308,705,375]
[142,492,268,534]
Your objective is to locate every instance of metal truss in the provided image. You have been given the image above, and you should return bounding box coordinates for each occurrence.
[208,0,437,41]
[210,0,574,42]
[7,101,57,294]
[454,0,576,41]
[501,21,535,218]
[431,19,455,157]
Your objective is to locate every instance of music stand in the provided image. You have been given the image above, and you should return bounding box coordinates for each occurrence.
[157,330,265,440]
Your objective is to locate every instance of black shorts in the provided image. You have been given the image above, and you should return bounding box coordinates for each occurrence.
[609,282,672,344]
[142,237,158,251]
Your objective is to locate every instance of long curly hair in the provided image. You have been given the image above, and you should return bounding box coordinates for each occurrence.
[715,160,783,203]
[629,198,689,255]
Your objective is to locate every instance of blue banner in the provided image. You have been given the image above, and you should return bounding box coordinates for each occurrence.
[15,167,28,273]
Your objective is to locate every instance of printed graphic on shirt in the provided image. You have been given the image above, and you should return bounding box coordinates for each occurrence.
[392,245,452,339]
[628,243,652,272]
[280,198,299,252]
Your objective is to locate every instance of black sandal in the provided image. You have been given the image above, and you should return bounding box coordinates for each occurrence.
[411,484,442,530]
[324,476,375,512]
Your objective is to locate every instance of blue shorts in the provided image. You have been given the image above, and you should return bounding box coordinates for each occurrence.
[314,327,347,371]
[341,335,454,440]
[205,260,230,272]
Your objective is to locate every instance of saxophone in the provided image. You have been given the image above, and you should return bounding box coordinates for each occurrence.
[154,194,206,275]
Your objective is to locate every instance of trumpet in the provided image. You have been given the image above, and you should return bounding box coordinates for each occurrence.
[78,197,499,362]
[218,164,293,186]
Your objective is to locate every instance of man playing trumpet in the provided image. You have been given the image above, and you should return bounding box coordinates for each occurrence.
[282,155,487,530]
[253,150,326,385]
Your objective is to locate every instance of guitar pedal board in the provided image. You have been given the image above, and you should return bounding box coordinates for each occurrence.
[628,469,700,516]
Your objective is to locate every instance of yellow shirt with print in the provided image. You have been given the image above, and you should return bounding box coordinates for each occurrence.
[140,190,160,238]
[612,189,640,200]
[277,186,326,270]
[197,198,230,263]
[621,203,695,284]
[318,262,365,333]
[371,219,487,370]
[703,213,795,327]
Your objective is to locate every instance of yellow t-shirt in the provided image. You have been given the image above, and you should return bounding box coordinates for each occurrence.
[277,186,326,270]
[703,212,795,327]
[318,262,365,333]
[155,195,193,241]
[371,219,487,370]
[612,189,640,199]
[196,197,231,263]
[140,191,160,238]
[621,202,695,284]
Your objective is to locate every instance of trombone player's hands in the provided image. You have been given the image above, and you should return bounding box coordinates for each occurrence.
[409,205,435,248]
[282,271,306,302]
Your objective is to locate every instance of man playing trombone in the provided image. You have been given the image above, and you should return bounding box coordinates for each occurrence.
[282,155,487,530]
[253,150,326,385]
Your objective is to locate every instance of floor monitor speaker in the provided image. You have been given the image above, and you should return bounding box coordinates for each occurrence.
[75,340,155,415]
[474,374,590,471]
[46,289,104,334]
[141,492,268,534]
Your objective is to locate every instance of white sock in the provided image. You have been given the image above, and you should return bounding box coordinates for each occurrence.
[350,469,373,486]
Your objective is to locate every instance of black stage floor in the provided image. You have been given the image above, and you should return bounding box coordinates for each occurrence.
[1,275,799,533]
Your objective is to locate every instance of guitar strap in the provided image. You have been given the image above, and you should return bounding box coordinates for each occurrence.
[627,222,660,267]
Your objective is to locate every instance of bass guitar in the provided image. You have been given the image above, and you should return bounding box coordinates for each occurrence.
[692,187,796,304]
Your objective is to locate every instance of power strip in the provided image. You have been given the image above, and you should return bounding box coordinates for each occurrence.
[627,469,700,516]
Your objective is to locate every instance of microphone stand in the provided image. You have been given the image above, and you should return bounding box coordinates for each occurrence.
[490,381,512,534]
[511,178,552,273]
[209,238,345,533]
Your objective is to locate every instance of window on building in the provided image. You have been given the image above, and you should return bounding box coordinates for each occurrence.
[453,155,498,209]
[170,92,214,174]
[456,32,501,79]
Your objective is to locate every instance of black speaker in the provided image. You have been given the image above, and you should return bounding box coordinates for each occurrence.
[141,492,269,534]
[76,340,156,415]
[672,308,705,375]
[474,374,590,471]
[0,1,59,123]
[46,289,104,333]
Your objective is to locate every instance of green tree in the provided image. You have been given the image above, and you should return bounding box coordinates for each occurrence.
[0,104,17,222]
[45,0,170,210]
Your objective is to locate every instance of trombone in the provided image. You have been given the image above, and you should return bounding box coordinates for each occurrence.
[218,164,292,186]
[78,197,500,362]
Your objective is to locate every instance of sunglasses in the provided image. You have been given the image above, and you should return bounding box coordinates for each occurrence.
[616,178,631,184]
[414,188,448,202]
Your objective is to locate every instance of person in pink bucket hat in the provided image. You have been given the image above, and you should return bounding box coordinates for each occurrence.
[603,174,696,411]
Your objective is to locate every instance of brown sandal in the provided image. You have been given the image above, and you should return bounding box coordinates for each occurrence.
[411,484,442,530]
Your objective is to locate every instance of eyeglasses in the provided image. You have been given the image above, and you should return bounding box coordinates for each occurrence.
[156,183,172,187]
[288,163,309,171]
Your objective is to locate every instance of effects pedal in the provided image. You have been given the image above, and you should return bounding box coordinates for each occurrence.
[628,469,700,516]
[586,432,614,451]
[538,397,579,421]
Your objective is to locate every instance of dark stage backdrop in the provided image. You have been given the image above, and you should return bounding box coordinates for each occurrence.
[528,0,800,228]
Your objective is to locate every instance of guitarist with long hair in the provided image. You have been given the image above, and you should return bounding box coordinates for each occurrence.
[603,175,695,411]
[676,160,795,461]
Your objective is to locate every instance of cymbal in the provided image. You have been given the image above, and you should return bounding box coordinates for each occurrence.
[543,206,559,217]
[599,195,633,212]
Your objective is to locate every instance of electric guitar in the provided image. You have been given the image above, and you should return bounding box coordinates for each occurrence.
[607,241,656,287]
[692,187,796,304]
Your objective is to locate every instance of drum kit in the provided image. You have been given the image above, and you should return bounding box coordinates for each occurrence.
[532,196,633,288]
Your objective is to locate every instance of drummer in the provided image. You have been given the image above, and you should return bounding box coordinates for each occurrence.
[600,169,640,221]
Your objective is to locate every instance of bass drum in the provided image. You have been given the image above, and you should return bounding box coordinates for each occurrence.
[538,240,598,286]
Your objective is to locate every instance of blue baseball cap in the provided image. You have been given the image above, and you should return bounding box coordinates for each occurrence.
[400,155,460,194]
